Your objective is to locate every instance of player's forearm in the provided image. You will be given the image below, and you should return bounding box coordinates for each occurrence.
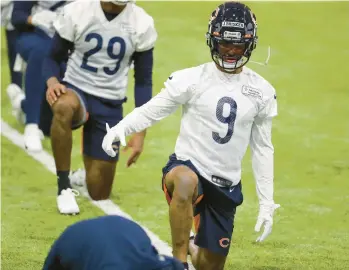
[43,57,61,87]
[120,105,168,136]
[11,1,35,31]
[134,85,152,107]
[133,49,153,107]
[250,119,275,204]
[43,33,73,85]
[252,150,275,204]
[118,93,179,136]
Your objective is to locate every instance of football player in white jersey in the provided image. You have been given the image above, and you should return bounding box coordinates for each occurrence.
[43,0,157,214]
[102,2,280,270]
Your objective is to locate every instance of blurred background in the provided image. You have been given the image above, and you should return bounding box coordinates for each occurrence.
[1,1,349,269]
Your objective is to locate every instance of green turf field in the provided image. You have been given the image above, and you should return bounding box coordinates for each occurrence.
[1,1,349,269]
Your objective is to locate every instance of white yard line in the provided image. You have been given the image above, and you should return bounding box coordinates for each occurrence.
[1,119,195,269]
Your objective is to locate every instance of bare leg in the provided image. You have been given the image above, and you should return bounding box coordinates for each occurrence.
[164,166,198,263]
[190,246,227,270]
[84,155,117,200]
[50,91,84,194]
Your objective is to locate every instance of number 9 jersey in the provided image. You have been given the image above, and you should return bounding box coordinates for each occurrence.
[167,63,277,187]
[118,62,277,187]
[53,1,157,100]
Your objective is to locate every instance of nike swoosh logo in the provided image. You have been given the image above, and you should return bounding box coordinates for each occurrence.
[168,76,173,80]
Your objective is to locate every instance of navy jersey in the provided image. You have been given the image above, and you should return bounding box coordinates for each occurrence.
[43,215,183,270]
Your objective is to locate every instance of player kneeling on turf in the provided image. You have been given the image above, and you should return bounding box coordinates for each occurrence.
[43,0,157,215]
[102,2,280,270]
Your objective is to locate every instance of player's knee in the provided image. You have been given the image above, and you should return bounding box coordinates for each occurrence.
[173,173,198,203]
[86,170,112,201]
[87,183,106,201]
[86,173,103,200]
[89,189,108,201]
[52,97,78,123]
[196,257,225,270]
[196,249,226,270]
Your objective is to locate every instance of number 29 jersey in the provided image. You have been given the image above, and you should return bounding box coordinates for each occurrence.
[54,1,157,100]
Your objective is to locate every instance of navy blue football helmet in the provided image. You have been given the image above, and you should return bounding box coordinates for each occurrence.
[206,1,258,71]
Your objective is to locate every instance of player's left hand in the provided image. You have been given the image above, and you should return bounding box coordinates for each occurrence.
[123,131,146,168]
[255,203,280,242]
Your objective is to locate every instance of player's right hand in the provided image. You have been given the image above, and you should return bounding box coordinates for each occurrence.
[102,123,127,157]
[46,83,67,106]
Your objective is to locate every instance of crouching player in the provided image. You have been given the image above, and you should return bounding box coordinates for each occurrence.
[43,0,157,214]
[43,215,185,270]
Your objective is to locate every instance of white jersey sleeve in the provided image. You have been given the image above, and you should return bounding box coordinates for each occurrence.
[250,85,277,205]
[134,10,157,52]
[118,70,193,135]
[53,4,75,42]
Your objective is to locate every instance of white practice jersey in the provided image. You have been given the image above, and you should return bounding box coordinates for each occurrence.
[54,0,157,100]
[118,62,277,203]
[32,1,67,37]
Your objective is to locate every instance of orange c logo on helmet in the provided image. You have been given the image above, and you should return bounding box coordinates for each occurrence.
[219,238,230,248]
